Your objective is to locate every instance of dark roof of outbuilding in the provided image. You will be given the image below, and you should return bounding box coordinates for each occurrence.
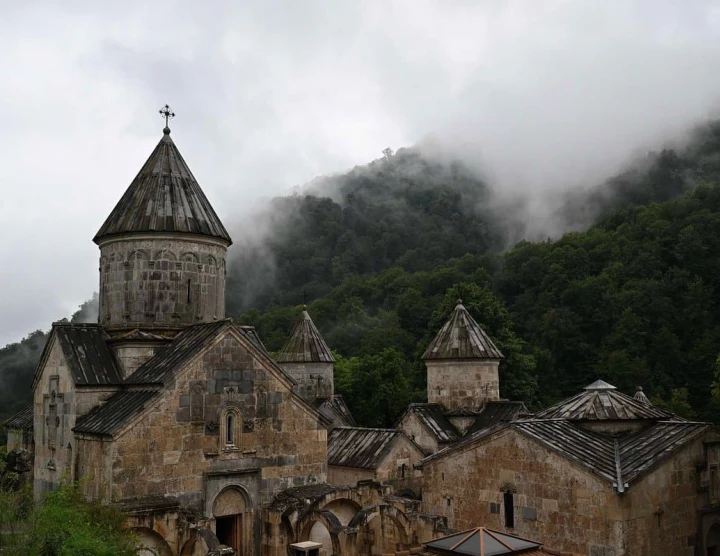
[53,323,123,386]
[422,302,504,360]
[465,401,530,436]
[277,310,334,363]
[3,405,33,431]
[425,527,543,556]
[328,427,419,469]
[124,320,232,385]
[73,390,159,436]
[94,128,231,245]
[421,418,710,492]
[398,404,460,444]
[534,380,676,421]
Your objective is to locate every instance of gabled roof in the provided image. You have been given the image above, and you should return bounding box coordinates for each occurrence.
[398,404,460,444]
[328,427,420,469]
[73,390,159,436]
[3,405,33,431]
[314,395,356,428]
[420,418,711,492]
[422,301,504,360]
[425,527,543,556]
[94,128,232,245]
[124,320,233,385]
[465,401,530,436]
[33,323,123,389]
[534,380,676,421]
[277,310,334,363]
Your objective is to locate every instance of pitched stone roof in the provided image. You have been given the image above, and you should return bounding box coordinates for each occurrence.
[314,395,356,427]
[422,301,504,360]
[33,323,123,389]
[277,310,334,363]
[3,405,33,431]
[534,380,675,421]
[397,403,460,444]
[465,401,530,436]
[73,390,159,436]
[328,427,419,469]
[420,418,710,492]
[94,128,232,245]
[425,527,543,556]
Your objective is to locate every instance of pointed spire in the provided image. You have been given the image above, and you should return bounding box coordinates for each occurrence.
[93,116,231,245]
[422,300,504,360]
[634,386,651,405]
[277,309,335,363]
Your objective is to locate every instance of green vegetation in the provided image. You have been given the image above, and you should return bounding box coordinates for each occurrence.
[4,121,720,429]
[0,455,136,556]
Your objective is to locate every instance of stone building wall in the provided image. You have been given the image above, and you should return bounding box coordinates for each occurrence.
[112,342,165,379]
[328,466,375,486]
[426,360,499,411]
[97,235,227,330]
[99,328,326,517]
[33,339,117,497]
[421,428,623,555]
[280,362,334,403]
[396,411,439,455]
[623,439,706,555]
[375,436,424,482]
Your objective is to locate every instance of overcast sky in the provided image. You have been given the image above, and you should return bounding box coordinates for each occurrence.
[1,0,720,345]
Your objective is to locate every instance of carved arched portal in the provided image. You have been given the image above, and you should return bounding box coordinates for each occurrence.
[213,486,250,554]
[132,526,172,556]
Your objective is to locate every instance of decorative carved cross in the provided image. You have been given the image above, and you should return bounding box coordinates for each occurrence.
[159,104,175,127]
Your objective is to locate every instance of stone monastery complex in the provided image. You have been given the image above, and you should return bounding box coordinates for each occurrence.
[6,121,720,556]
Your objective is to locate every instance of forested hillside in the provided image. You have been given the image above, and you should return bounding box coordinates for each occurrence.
[3,121,720,432]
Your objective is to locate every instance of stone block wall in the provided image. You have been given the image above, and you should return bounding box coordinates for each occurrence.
[396,411,439,455]
[421,428,623,555]
[328,466,375,486]
[97,234,227,330]
[426,360,499,411]
[280,362,334,403]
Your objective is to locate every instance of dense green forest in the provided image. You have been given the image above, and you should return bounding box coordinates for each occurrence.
[3,121,720,431]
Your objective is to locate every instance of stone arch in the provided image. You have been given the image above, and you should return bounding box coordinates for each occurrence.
[181,252,199,263]
[213,485,250,516]
[395,487,420,500]
[298,509,343,556]
[128,249,149,261]
[708,523,720,553]
[206,254,218,266]
[320,498,361,526]
[153,249,178,261]
[349,505,410,553]
[111,252,125,263]
[131,526,172,556]
[218,401,242,451]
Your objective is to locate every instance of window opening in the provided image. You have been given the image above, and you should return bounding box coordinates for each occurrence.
[226,414,234,445]
[504,491,514,528]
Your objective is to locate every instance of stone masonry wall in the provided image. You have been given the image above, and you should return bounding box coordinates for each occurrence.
[426,360,499,411]
[328,466,376,486]
[97,235,227,330]
[107,328,327,510]
[375,436,424,482]
[623,438,707,556]
[397,411,439,455]
[422,428,623,555]
[280,362,334,403]
[33,337,119,499]
[112,342,163,379]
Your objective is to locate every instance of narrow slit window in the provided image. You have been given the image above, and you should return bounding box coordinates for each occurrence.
[504,491,514,528]
[226,414,234,445]
[187,279,192,303]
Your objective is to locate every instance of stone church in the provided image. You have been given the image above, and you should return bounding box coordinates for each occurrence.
[5,119,720,556]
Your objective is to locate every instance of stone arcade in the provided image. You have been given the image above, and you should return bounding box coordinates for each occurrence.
[5,118,720,556]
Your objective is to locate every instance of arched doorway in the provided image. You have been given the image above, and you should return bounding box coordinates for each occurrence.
[132,527,172,556]
[707,523,720,555]
[213,487,248,554]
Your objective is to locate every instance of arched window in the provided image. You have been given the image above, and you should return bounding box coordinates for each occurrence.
[220,407,241,451]
[226,414,235,446]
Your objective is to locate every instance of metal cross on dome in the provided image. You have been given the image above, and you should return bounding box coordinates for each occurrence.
[159,104,175,127]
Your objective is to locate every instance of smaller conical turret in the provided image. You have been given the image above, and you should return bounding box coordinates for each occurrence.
[423,300,504,411]
[277,308,334,403]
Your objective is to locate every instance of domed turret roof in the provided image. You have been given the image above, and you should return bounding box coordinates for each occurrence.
[94,127,231,245]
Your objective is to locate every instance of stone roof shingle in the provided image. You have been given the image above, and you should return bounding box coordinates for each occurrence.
[328,427,413,469]
[277,310,334,363]
[422,302,503,360]
[3,405,33,431]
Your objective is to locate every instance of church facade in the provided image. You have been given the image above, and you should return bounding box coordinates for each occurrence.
[5,119,720,556]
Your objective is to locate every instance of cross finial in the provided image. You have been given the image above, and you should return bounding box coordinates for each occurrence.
[159,104,175,133]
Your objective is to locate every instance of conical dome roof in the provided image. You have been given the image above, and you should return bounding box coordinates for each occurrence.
[422,301,504,360]
[94,128,232,245]
[277,309,335,363]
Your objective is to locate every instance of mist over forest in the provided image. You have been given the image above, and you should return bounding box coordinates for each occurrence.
[4,119,720,433]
